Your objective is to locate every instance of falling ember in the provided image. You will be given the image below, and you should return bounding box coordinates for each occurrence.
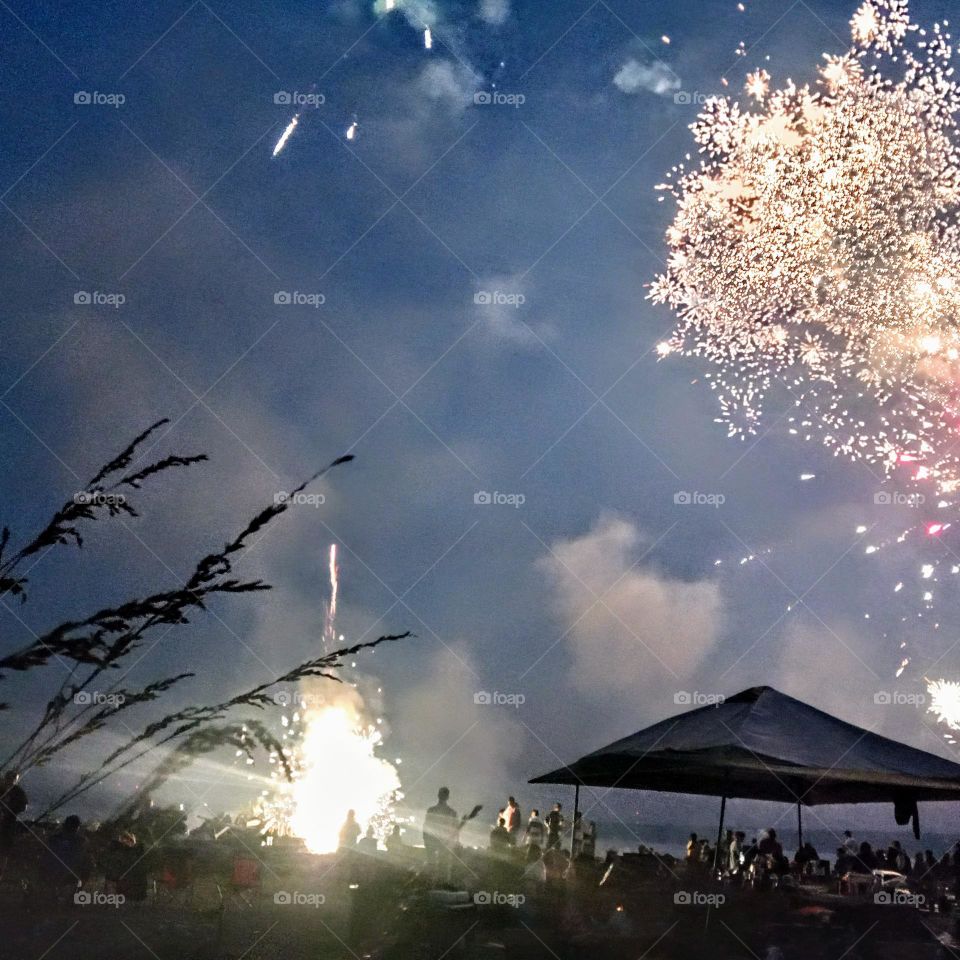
[649,0,960,494]
[272,114,299,157]
[288,703,401,854]
[927,678,960,729]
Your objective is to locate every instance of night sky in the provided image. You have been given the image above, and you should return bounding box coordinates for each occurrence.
[3,0,960,844]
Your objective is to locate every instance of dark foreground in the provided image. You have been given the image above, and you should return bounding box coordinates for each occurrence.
[2,844,957,960]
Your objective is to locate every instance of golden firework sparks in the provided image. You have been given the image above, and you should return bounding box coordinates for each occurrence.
[650,0,960,492]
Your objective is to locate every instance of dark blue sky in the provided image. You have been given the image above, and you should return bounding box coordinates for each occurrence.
[3,0,960,845]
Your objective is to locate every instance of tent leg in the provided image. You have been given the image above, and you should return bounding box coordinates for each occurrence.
[572,784,580,856]
[797,802,802,849]
[713,795,726,874]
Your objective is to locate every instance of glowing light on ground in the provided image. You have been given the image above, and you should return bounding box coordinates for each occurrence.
[288,704,401,853]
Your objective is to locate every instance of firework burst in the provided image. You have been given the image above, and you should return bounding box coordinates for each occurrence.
[651,0,960,492]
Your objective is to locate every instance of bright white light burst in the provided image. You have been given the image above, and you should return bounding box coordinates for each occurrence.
[650,0,960,493]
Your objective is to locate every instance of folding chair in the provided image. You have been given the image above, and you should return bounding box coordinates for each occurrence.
[223,855,261,909]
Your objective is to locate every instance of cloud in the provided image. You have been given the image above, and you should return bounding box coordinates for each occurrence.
[390,642,525,827]
[416,60,481,114]
[478,0,510,26]
[539,515,723,704]
[613,58,680,97]
[472,273,542,346]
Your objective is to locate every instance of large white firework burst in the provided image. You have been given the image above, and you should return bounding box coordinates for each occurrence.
[650,0,960,491]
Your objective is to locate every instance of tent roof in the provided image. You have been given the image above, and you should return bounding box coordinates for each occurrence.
[530,686,960,804]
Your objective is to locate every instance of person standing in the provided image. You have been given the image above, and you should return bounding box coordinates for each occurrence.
[545,803,564,851]
[0,771,26,880]
[571,811,584,858]
[423,787,457,880]
[505,796,521,845]
[339,810,361,849]
[524,809,546,848]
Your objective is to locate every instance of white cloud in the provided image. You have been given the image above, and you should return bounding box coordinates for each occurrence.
[391,642,525,821]
[613,58,680,97]
[478,0,510,26]
[416,60,481,114]
[473,273,541,346]
[539,515,723,703]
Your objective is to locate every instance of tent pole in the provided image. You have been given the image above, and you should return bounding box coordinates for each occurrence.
[797,802,802,849]
[713,795,726,873]
[572,783,580,856]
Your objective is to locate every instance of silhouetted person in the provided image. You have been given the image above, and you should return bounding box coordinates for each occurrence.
[358,825,378,855]
[423,787,457,881]
[0,771,26,878]
[42,815,92,894]
[386,824,405,853]
[505,796,521,844]
[339,809,360,849]
[545,803,563,851]
[524,809,546,848]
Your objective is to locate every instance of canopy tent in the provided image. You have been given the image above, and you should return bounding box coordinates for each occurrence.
[530,686,960,840]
